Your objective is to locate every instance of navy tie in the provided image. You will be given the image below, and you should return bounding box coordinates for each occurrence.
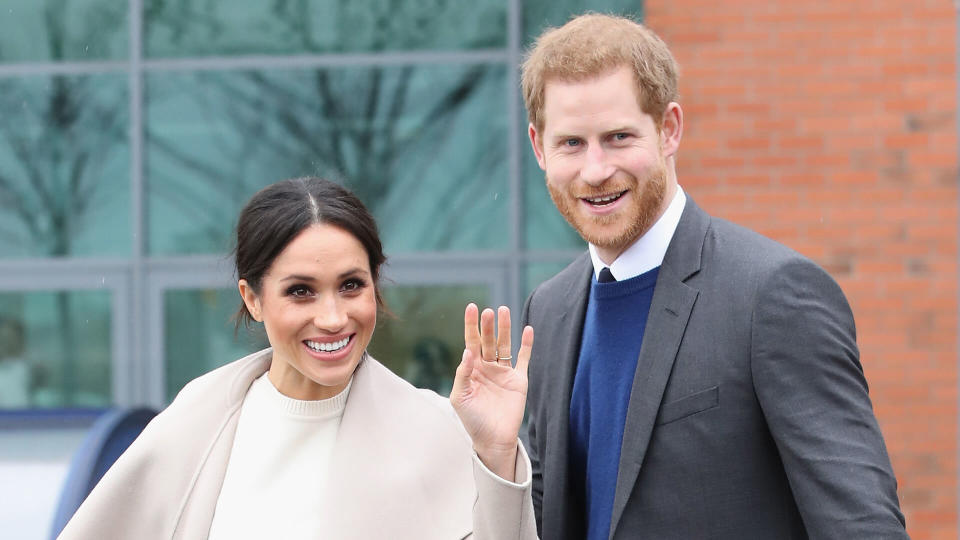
[598,267,616,283]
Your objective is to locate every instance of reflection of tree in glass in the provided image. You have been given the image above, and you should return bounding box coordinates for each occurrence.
[0,75,126,255]
[145,0,505,55]
[0,0,126,62]
[0,1,126,404]
[147,2,506,253]
[0,316,31,408]
[368,285,485,390]
[406,336,453,395]
[522,0,643,46]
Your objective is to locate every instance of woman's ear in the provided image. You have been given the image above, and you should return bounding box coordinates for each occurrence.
[238,279,262,322]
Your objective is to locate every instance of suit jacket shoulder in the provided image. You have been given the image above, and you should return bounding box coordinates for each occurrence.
[524,252,592,318]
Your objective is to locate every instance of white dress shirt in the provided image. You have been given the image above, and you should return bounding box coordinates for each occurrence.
[588,186,687,281]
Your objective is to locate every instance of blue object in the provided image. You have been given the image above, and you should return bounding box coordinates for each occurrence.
[569,267,659,540]
[49,407,157,539]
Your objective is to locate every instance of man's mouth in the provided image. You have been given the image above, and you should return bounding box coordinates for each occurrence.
[582,191,627,206]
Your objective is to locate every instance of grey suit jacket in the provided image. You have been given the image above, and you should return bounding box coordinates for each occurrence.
[522,198,907,540]
[59,349,538,540]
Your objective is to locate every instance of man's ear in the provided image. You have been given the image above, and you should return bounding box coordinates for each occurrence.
[528,123,547,170]
[659,102,683,158]
[238,279,262,322]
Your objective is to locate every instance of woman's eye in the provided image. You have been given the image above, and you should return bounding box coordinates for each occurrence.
[341,279,365,293]
[287,285,312,298]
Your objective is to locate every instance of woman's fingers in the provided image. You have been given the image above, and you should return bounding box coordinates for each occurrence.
[449,349,474,401]
[496,306,512,366]
[465,303,530,370]
[464,303,481,359]
[480,308,496,362]
[515,325,534,379]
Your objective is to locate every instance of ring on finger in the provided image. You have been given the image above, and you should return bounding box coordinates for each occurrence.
[495,351,513,361]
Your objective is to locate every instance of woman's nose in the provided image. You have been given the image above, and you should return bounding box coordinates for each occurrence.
[313,298,348,331]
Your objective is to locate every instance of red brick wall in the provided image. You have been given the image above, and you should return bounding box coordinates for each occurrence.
[646,1,958,538]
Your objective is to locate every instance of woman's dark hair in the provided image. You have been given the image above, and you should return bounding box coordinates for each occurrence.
[233,177,386,329]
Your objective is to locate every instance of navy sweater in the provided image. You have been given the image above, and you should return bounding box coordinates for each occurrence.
[569,267,660,540]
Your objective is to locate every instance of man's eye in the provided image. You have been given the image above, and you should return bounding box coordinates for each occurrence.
[564,138,581,147]
[613,133,630,141]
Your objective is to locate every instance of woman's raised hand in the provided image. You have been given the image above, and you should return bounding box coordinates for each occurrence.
[450,303,534,482]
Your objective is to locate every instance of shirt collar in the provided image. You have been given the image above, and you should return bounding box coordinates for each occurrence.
[588,186,686,281]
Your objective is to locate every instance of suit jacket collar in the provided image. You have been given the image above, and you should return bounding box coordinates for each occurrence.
[606,197,709,538]
[539,252,593,539]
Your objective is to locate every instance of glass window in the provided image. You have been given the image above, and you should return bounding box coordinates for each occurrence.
[0,74,130,258]
[0,0,127,63]
[144,0,507,58]
[369,284,489,395]
[164,288,267,401]
[523,150,584,250]
[520,1,645,252]
[522,0,644,45]
[0,291,112,409]
[164,284,488,400]
[146,65,508,255]
[524,261,578,300]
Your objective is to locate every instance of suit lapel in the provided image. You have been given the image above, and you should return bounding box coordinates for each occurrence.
[608,199,710,538]
[542,255,593,538]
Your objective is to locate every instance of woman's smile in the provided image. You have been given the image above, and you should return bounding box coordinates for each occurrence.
[302,334,355,360]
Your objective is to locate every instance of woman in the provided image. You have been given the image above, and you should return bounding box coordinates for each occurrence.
[59,177,538,539]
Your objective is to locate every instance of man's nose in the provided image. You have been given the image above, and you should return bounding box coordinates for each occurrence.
[580,145,615,186]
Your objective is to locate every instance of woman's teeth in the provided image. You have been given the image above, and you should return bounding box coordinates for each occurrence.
[305,337,350,352]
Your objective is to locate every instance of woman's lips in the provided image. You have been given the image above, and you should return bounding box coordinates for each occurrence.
[302,334,355,361]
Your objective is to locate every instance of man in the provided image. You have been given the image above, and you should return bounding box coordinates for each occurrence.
[520,13,907,540]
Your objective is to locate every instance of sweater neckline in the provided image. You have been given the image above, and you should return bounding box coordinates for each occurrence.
[591,266,661,299]
[249,372,351,418]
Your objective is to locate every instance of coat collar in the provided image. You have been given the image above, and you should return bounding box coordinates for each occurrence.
[608,197,710,537]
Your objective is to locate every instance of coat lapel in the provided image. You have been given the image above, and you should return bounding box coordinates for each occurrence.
[173,350,272,539]
[326,357,475,539]
[542,255,593,538]
[608,199,710,538]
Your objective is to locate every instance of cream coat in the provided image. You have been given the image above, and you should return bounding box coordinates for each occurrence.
[58,349,537,539]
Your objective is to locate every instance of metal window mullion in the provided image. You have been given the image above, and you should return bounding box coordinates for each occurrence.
[128,0,147,407]
[141,49,509,72]
[508,0,524,346]
[0,61,127,78]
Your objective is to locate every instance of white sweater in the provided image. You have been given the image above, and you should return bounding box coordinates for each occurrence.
[207,373,351,539]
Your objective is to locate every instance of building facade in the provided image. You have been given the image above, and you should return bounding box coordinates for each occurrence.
[0,1,956,538]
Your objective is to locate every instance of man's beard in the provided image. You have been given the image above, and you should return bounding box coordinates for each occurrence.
[546,162,668,254]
